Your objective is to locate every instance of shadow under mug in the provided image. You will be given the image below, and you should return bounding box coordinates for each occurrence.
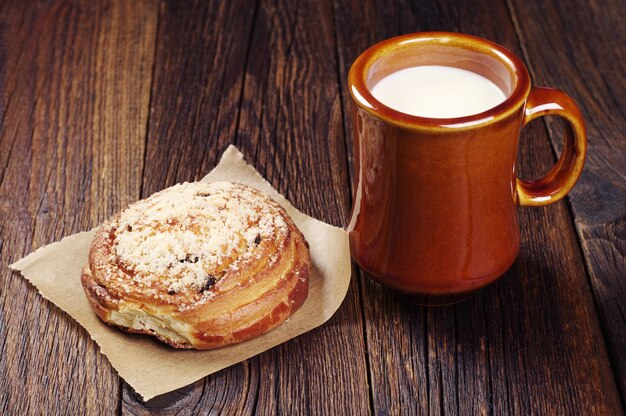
[347,32,586,305]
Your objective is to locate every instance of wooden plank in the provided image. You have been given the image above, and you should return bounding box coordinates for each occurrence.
[235,0,369,414]
[121,0,370,413]
[0,0,157,414]
[507,0,626,401]
[334,0,623,414]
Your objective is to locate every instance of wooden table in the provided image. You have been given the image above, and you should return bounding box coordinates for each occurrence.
[2,0,624,414]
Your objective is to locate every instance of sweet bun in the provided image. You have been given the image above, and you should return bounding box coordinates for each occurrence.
[81,182,310,349]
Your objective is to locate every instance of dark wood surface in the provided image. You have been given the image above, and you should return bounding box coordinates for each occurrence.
[1,0,624,414]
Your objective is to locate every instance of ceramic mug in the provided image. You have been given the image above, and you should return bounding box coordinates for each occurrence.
[347,32,586,304]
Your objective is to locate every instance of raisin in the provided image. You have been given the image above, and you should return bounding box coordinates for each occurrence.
[201,275,218,292]
[180,254,199,263]
[254,234,261,245]
[168,289,176,295]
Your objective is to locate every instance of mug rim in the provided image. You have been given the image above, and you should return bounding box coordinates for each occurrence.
[348,32,532,130]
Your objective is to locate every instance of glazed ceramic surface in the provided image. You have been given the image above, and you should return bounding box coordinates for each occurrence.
[348,32,587,304]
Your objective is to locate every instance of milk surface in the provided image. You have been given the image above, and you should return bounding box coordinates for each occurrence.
[371,65,507,118]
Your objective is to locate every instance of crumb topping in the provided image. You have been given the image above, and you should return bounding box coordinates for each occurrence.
[105,182,289,306]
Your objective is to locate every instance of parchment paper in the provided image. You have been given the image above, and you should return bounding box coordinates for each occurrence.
[9,145,352,401]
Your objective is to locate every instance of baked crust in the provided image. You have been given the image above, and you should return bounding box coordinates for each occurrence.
[81,182,310,350]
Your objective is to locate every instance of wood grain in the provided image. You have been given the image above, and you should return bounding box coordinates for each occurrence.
[1,0,624,414]
[0,0,157,414]
[507,0,626,402]
[120,0,260,413]
[120,0,369,414]
[234,0,369,413]
[334,0,623,414]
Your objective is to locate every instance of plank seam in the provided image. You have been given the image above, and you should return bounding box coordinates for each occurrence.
[453,306,461,416]
[330,0,352,209]
[355,269,376,415]
[233,0,261,151]
[424,309,430,415]
[231,1,263,412]
[138,2,161,199]
[481,299,496,416]
[329,2,374,414]
[120,2,161,413]
[438,360,444,415]
[571,220,626,409]
[115,373,123,416]
[250,358,261,415]
[274,0,301,194]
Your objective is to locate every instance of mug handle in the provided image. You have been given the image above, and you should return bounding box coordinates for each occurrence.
[515,87,587,206]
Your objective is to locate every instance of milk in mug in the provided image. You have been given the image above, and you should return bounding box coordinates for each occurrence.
[371,65,507,118]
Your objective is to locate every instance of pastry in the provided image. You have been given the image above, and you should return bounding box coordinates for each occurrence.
[81,182,310,349]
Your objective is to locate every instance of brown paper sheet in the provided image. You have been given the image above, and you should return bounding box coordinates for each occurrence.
[9,145,352,401]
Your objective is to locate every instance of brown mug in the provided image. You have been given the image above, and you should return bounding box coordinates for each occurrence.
[347,32,586,304]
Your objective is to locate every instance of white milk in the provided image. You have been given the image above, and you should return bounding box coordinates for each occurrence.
[371,65,507,118]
